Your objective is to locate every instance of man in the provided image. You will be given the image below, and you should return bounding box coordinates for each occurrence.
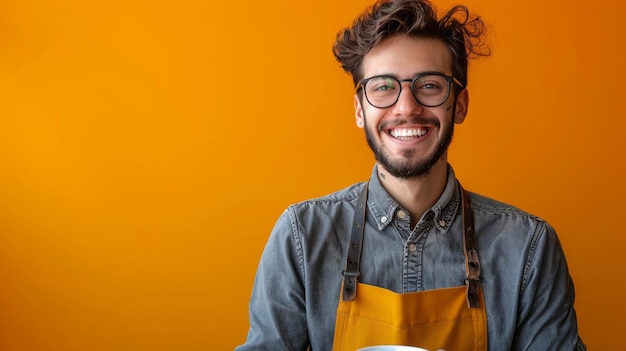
[236,0,586,350]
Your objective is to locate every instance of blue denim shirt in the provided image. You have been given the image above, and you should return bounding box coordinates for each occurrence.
[236,165,585,351]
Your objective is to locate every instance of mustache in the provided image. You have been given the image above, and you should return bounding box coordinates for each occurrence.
[378,116,440,131]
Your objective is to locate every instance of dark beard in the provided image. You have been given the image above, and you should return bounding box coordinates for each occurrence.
[364,114,455,179]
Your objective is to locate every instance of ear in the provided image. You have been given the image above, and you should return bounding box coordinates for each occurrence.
[354,94,365,128]
[454,88,469,124]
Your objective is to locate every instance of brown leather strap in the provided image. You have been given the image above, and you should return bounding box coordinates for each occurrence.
[462,187,481,308]
[342,183,368,301]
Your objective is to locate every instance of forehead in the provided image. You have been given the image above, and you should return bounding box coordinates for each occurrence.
[361,35,453,78]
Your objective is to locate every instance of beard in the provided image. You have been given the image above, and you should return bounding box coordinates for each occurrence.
[364,112,455,179]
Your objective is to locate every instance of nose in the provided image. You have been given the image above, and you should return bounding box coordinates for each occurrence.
[392,82,424,115]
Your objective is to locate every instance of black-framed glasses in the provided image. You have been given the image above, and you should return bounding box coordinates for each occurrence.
[356,72,464,109]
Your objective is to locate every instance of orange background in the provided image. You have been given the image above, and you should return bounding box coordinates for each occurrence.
[0,0,623,349]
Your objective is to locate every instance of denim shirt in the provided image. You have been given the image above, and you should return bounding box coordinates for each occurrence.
[236,165,586,351]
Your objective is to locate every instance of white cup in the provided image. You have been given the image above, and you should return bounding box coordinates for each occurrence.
[356,346,430,351]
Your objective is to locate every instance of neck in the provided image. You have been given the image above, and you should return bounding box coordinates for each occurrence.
[377,159,449,228]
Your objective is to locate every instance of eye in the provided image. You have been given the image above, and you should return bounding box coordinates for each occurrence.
[421,83,439,90]
[416,81,442,90]
[414,76,446,94]
[367,77,397,92]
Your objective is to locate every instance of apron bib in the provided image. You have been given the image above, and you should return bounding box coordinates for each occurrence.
[332,184,488,351]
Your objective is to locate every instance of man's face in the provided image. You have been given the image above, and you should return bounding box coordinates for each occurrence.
[355,35,469,179]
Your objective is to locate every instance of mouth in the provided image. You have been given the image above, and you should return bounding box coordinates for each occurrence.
[387,127,429,141]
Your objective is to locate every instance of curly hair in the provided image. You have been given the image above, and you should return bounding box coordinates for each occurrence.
[332,0,490,91]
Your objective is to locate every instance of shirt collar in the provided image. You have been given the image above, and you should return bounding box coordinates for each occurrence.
[366,164,461,233]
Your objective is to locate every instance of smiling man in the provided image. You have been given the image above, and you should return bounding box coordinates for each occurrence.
[236,1,585,350]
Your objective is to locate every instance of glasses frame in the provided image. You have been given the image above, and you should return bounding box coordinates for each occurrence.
[356,72,464,109]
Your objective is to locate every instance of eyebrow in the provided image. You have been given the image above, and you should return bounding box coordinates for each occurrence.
[365,70,450,80]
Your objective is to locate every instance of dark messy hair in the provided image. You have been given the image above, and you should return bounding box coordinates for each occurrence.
[332,0,490,91]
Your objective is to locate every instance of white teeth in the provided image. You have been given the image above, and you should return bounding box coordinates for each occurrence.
[390,128,427,138]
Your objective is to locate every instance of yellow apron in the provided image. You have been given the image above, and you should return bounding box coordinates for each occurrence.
[332,184,488,351]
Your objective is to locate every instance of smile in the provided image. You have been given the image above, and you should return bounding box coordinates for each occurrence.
[389,127,428,140]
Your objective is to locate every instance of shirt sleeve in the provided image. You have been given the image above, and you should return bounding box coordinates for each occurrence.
[235,208,310,351]
[513,221,586,351]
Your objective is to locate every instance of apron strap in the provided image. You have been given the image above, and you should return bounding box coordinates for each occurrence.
[342,183,368,301]
[461,187,481,308]
[341,182,482,308]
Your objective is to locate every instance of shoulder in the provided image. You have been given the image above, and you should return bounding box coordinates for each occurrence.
[273,181,367,245]
[467,190,547,224]
[286,181,366,215]
[465,190,557,249]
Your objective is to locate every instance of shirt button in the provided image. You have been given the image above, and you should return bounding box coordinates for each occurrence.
[409,244,417,253]
[438,219,446,227]
[397,210,406,219]
[380,216,388,223]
